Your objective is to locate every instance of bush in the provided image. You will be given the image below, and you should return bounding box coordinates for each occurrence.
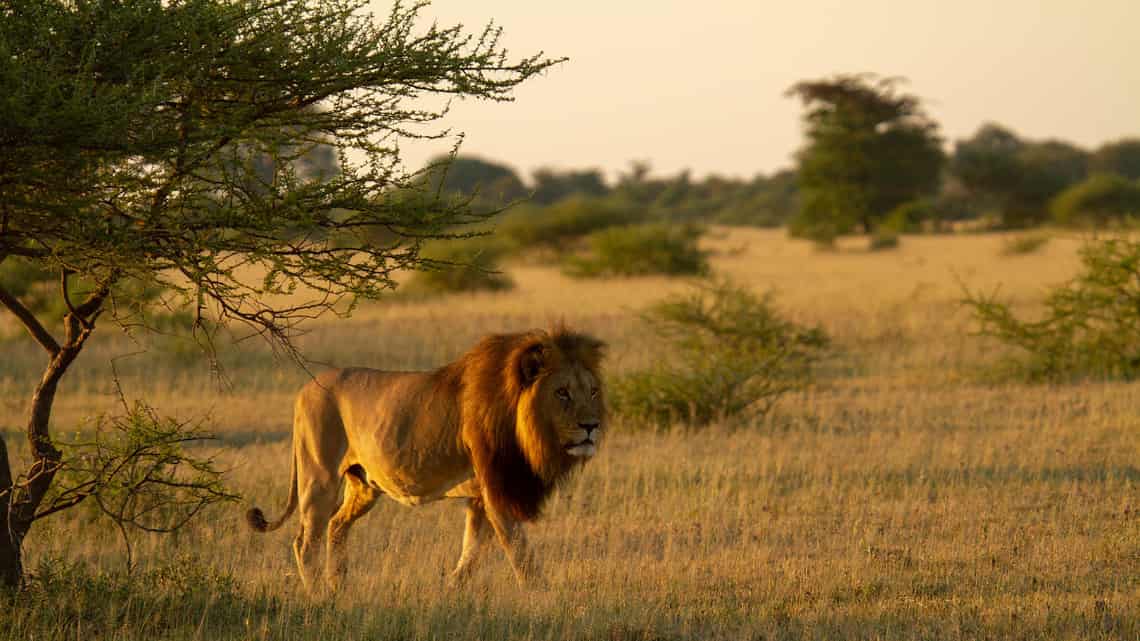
[868,228,900,251]
[5,556,312,639]
[1000,232,1051,256]
[1050,174,1140,226]
[883,200,932,233]
[611,280,829,427]
[964,237,1140,381]
[496,196,644,248]
[403,236,514,295]
[563,223,708,278]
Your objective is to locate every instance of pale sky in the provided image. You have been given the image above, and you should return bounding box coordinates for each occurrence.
[382,1,1140,181]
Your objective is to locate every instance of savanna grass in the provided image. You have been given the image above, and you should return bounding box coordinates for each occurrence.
[1,228,1136,640]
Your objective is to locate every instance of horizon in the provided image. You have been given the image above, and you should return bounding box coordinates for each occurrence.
[381,0,1140,181]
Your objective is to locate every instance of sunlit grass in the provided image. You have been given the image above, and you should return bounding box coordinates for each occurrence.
[2,228,1137,640]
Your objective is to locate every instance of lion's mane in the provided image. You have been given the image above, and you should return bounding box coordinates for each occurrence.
[439,326,605,522]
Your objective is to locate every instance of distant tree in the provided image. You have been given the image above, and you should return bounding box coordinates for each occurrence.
[531,167,609,204]
[0,0,558,589]
[786,74,944,239]
[951,124,1089,227]
[420,154,527,206]
[950,123,1024,202]
[1008,140,1089,226]
[1090,138,1140,180]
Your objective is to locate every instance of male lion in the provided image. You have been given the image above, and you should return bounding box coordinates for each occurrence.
[246,327,606,592]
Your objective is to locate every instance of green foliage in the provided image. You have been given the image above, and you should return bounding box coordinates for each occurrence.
[951,124,1090,228]
[7,556,282,639]
[403,237,515,295]
[999,233,1051,256]
[787,211,843,249]
[715,170,800,227]
[0,258,56,314]
[497,197,644,247]
[787,74,945,237]
[530,167,609,204]
[883,199,936,233]
[964,238,1140,381]
[868,228,900,251]
[418,154,527,212]
[51,401,238,536]
[1050,174,1140,226]
[0,259,194,337]
[1,0,560,344]
[563,224,708,278]
[611,280,829,427]
[1090,138,1140,180]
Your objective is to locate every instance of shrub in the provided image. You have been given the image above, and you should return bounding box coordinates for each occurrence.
[1000,232,1051,256]
[403,236,514,295]
[883,200,933,233]
[611,280,829,427]
[7,556,305,639]
[563,223,708,278]
[496,196,643,248]
[868,228,900,251]
[964,237,1140,381]
[1050,174,1140,227]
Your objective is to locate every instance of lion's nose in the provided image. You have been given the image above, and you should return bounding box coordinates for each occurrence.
[579,421,599,435]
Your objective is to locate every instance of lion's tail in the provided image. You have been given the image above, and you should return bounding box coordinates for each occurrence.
[245,445,298,533]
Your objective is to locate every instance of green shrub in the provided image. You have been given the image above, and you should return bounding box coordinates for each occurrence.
[787,208,848,249]
[497,196,644,248]
[883,200,933,233]
[404,236,514,295]
[611,280,829,427]
[6,556,315,640]
[1050,174,1140,226]
[1000,232,1051,256]
[964,237,1140,381]
[868,228,900,251]
[563,223,708,278]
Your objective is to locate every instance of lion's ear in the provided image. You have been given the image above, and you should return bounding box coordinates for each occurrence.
[518,343,546,387]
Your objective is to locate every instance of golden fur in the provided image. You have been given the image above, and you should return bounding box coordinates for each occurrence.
[246,326,606,591]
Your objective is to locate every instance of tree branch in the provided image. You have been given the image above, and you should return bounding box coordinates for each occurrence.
[0,284,60,355]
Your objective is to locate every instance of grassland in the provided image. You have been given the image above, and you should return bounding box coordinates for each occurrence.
[1,228,1136,640]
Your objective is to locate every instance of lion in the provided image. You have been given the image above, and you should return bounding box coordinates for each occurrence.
[246,326,606,592]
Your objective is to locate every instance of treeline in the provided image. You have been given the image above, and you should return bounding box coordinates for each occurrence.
[422,76,1140,240]
[417,156,799,228]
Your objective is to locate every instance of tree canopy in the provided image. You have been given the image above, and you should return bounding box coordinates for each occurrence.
[950,124,1090,227]
[1090,138,1140,181]
[786,74,944,239]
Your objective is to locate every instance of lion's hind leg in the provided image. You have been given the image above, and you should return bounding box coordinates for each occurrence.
[293,475,340,594]
[325,464,381,592]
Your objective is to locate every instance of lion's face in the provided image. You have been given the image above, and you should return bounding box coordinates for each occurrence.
[537,362,605,458]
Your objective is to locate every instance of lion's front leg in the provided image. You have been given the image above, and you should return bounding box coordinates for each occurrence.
[483,500,542,587]
[448,497,492,587]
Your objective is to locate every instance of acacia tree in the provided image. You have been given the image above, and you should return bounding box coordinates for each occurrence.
[786,74,944,240]
[0,0,560,588]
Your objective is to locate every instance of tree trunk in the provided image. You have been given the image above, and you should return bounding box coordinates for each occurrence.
[0,435,22,590]
[0,278,110,588]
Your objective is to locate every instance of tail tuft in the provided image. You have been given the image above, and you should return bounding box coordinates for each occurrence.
[246,507,270,532]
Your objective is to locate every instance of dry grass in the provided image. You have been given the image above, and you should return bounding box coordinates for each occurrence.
[1,228,1137,640]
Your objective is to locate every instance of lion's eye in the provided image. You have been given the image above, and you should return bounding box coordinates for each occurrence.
[556,388,571,401]
[590,387,599,398]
